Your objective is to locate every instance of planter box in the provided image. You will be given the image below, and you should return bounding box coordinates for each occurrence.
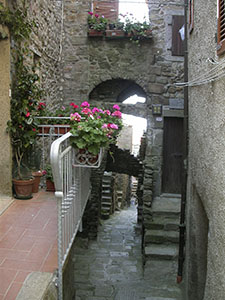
[88,29,104,37]
[46,179,55,192]
[72,148,103,168]
[106,30,125,38]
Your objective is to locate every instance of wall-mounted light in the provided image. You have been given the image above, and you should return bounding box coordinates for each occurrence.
[152,104,162,115]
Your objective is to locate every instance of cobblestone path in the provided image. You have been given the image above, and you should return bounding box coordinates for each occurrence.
[73,204,184,300]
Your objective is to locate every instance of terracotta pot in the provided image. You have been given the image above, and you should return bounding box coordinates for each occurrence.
[38,126,50,134]
[54,125,71,135]
[32,171,43,193]
[13,178,35,199]
[46,179,55,192]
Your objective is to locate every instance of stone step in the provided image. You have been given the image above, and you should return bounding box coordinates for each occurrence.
[151,197,180,218]
[101,202,112,207]
[145,229,179,244]
[145,244,178,260]
[149,216,180,231]
[101,196,112,201]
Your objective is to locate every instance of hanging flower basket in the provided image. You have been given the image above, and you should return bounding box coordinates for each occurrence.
[72,148,103,168]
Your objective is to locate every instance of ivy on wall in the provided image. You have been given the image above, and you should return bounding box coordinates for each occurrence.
[0,1,44,179]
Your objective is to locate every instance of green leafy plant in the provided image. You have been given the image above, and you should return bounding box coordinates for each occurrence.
[88,12,108,32]
[69,101,123,155]
[42,164,54,181]
[1,1,44,179]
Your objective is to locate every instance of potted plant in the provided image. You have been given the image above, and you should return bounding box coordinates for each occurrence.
[7,51,43,199]
[25,144,43,193]
[69,101,123,166]
[87,12,108,36]
[42,164,55,192]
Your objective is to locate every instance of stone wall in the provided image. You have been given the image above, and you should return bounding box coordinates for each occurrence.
[61,0,184,249]
[0,2,11,197]
[185,0,225,299]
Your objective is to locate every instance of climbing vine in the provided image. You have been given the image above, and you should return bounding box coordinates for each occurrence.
[0,1,34,41]
[1,1,44,179]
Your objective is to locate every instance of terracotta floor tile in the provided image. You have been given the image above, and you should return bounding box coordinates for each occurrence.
[14,271,30,283]
[1,259,42,272]
[0,257,5,265]
[13,236,36,251]
[0,268,18,294]
[0,249,29,260]
[3,282,23,300]
[41,246,58,272]
[25,241,53,263]
[0,191,57,300]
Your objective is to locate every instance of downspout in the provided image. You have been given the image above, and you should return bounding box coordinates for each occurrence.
[177,0,189,284]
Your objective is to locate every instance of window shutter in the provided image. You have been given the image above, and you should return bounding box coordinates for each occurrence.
[172,15,185,56]
[93,1,119,21]
[217,0,225,55]
[189,0,194,33]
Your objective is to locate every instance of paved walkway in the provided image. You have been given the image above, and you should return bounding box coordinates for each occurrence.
[73,203,184,300]
[0,190,57,300]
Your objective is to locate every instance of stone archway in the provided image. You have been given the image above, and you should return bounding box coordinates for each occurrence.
[88,78,147,119]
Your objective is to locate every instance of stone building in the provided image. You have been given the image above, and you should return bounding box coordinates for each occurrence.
[185,0,225,299]
[0,0,186,256]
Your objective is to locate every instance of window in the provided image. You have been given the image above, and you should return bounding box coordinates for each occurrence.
[172,15,185,56]
[217,0,225,55]
[92,0,118,20]
[189,0,194,33]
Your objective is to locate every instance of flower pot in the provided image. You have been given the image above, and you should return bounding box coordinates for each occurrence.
[46,179,55,192]
[88,29,104,37]
[38,126,50,134]
[13,178,35,199]
[32,171,43,193]
[54,125,71,135]
[106,30,125,38]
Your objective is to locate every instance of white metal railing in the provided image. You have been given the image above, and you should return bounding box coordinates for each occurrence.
[50,132,92,300]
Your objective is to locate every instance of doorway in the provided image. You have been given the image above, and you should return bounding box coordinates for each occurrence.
[162,117,183,194]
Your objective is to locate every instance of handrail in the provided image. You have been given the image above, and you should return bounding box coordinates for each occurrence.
[50,132,92,300]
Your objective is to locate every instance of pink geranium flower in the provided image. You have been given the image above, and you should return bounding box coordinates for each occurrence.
[92,107,100,113]
[107,123,118,130]
[113,104,120,110]
[103,110,111,115]
[70,112,81,122]
[25,111,30,117]
[112,110,122,118]
[88,11,93,16]
[81,107,92,115]
[81,101,90,108]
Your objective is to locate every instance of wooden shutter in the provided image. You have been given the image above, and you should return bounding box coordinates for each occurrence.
[217,0,225,55]
[93,1,118,21]
[189,0,194,33]
[172,15,185,56]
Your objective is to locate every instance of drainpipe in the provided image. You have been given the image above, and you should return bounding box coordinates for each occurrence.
[177,0,189,284]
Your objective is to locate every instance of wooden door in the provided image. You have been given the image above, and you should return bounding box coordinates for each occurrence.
[162,117,183,194]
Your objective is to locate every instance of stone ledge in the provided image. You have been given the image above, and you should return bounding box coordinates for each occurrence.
[16,272,57,300]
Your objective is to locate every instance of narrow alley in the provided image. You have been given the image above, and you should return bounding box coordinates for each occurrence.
[72,202,184,300]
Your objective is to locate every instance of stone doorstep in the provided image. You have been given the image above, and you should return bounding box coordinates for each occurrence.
[16,272,57,300]
[101,201,112,207]
[144,298,179,300]
[149,216,180,231]
[145,229,179,244]
[145,244,178,260]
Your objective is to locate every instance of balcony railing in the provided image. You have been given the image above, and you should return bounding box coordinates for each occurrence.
[50,132,92,300]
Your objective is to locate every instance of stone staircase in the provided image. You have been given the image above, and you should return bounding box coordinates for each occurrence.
[144,195,181,261]
[101,172,113,219]
[143,195,183,300]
